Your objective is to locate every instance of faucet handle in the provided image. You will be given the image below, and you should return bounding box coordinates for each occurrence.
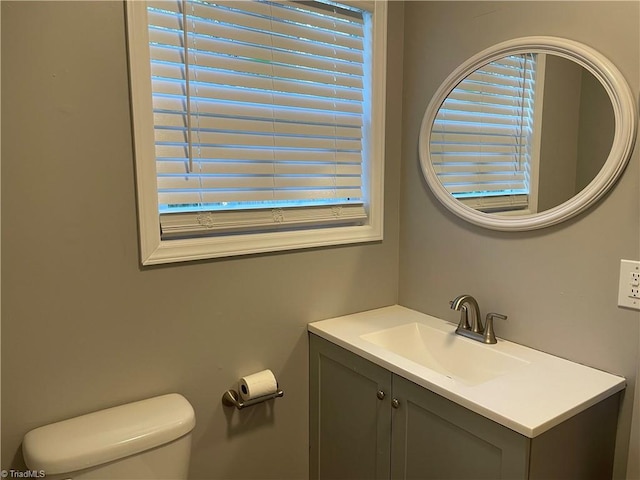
[483,313,507,344]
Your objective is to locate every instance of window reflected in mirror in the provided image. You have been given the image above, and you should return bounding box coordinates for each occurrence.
[429,53,614,215]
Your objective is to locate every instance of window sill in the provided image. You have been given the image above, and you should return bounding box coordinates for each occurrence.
[140,223,383,265]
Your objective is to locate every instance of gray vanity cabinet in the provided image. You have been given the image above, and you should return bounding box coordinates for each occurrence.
[309,333,392,480]
[390,374,528,479]
[310,333,620,480]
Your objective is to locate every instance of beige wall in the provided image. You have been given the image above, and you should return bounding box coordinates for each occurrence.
[0,1,403,477]
[3,1,640,479]
[399,2,639,478]
[630,356,640,479]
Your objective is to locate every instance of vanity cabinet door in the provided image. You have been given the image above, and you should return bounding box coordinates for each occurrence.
[390,375,530,480]
[310,334,392,480]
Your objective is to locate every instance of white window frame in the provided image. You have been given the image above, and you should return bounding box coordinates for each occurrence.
[126,0,387,265]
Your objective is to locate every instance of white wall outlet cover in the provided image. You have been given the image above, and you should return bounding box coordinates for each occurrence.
[618,259,640,310]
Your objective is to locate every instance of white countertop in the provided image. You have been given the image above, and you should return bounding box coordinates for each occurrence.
[308,305,626,438]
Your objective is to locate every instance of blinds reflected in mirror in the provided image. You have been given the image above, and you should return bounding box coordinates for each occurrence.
[430,54,539,212]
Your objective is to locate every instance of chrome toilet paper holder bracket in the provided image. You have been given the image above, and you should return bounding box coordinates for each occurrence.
[221,389,284,410]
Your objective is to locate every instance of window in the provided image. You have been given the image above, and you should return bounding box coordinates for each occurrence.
[127,0,387,264]
[430,54,542,213]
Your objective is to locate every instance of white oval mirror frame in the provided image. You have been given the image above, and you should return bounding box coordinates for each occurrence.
[419,36,637,231]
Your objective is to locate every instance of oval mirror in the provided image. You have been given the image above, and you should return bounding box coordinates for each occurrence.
[419,36,637,231]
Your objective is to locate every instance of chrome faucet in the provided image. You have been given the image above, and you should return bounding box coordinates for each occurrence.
[449,294,506,344]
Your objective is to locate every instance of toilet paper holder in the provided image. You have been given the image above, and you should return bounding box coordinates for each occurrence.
[222,388,284,410]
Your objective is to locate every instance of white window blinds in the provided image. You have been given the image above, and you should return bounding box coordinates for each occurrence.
[430,54,537,210]
[146,0,372,238]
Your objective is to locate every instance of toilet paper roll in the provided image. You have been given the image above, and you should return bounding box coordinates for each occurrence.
[239,369,278,401]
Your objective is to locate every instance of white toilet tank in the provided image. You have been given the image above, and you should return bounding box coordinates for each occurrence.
[22,393,196,480]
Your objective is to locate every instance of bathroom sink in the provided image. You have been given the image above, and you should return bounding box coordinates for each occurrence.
[361,322,529,385]
[308,305,626,437]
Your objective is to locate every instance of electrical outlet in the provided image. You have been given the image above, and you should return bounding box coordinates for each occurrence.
[618,259,640,310]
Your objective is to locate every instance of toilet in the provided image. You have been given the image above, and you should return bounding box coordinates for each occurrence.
[22,393,196,479]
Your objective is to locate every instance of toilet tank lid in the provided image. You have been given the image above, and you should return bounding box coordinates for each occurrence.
[22,393,196,475]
